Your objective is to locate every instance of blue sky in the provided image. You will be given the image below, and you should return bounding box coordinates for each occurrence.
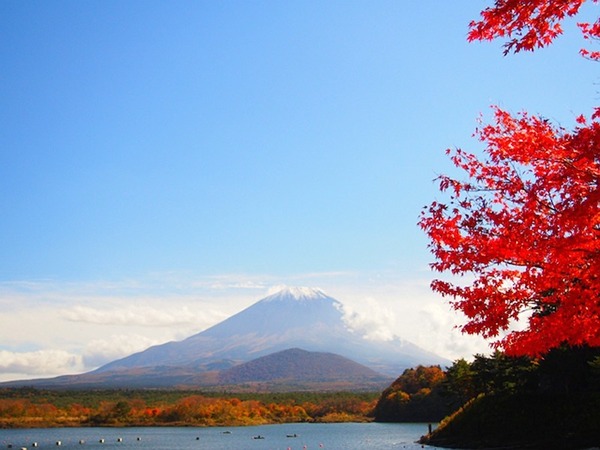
[0,1,598,381]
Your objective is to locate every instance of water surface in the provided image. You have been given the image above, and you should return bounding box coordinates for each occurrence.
[1,423,451,450]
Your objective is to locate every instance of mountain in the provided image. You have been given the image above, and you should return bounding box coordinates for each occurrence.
[2,287,450,389]
[218,348,391,390]
[96,287,448,376]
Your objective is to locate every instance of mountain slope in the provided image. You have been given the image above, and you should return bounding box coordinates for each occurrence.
[219,348,387,383]
[96,287,449,378]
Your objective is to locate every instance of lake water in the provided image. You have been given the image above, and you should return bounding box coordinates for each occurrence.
[0,423,452,450]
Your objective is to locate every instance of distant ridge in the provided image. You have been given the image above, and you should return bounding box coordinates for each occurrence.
[219,348,388,384]
[1,287,450,389]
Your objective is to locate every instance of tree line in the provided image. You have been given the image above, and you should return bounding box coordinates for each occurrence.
[0,389,377,428]
[369,346,600,448]
[374,346,600,424]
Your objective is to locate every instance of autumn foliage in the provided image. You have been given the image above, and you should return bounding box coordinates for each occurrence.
[420,1,600,356]
[373,365,452,422]
[420,109,600,355]
[468,0,600,59]
[0,389,376,428]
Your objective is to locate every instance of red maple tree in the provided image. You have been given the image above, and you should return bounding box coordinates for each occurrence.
[420,1,600,356]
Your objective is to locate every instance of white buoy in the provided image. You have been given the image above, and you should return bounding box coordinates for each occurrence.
[56,442,61,446]
[79,440,85,445]
[136,438,141,441]
[32,443,38,447]
[99,439,105,444]
[117,439,122,443]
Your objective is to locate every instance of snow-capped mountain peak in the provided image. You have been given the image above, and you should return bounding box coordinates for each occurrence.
[263,286,328,302]
[87,287,450,380]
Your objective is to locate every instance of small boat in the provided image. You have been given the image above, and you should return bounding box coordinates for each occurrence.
[286,434,298,438]
[252,435,265,440]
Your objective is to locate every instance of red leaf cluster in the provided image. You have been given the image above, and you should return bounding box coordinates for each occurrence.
[419,107,600,356]
[468,0,600,59]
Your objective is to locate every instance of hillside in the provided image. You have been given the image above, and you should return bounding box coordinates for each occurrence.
[421,392,600,449]
[416,349,600,449]
[218,348,391,390]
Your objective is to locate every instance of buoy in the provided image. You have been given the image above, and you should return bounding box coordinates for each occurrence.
[32,443,38,447]
[79,440,85,445]
[117,438,122,443]
[136,438,141,441]
[56,442,61,446]
[99,439,105,444]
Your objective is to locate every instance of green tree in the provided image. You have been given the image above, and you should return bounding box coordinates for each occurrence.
[443,359,476,404]
[470,352,537,395]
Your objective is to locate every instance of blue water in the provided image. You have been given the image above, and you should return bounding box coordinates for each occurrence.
[0,423,451,450]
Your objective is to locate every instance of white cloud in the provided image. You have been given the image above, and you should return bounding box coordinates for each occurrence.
[415,302,490,361]
[317,274,491,360]
[0,349,84,381]
[340,298,397,341]
[63,304,226,328]
[82,334,164,368]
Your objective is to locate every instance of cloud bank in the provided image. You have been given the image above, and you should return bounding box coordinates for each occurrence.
[0,349,84,381]
[0,271,491,382]
[63,304,226,328]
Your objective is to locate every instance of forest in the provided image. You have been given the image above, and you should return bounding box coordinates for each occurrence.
[0,389,377,428]
[379,347,600,449]
[370,347,600,448]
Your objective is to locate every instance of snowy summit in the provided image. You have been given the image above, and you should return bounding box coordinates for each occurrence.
[264,286,328,302]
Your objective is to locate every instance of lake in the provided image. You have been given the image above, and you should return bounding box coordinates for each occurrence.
[0,423,452,450]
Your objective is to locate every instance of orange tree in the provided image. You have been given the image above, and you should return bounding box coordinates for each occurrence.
[419,0,600,356]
